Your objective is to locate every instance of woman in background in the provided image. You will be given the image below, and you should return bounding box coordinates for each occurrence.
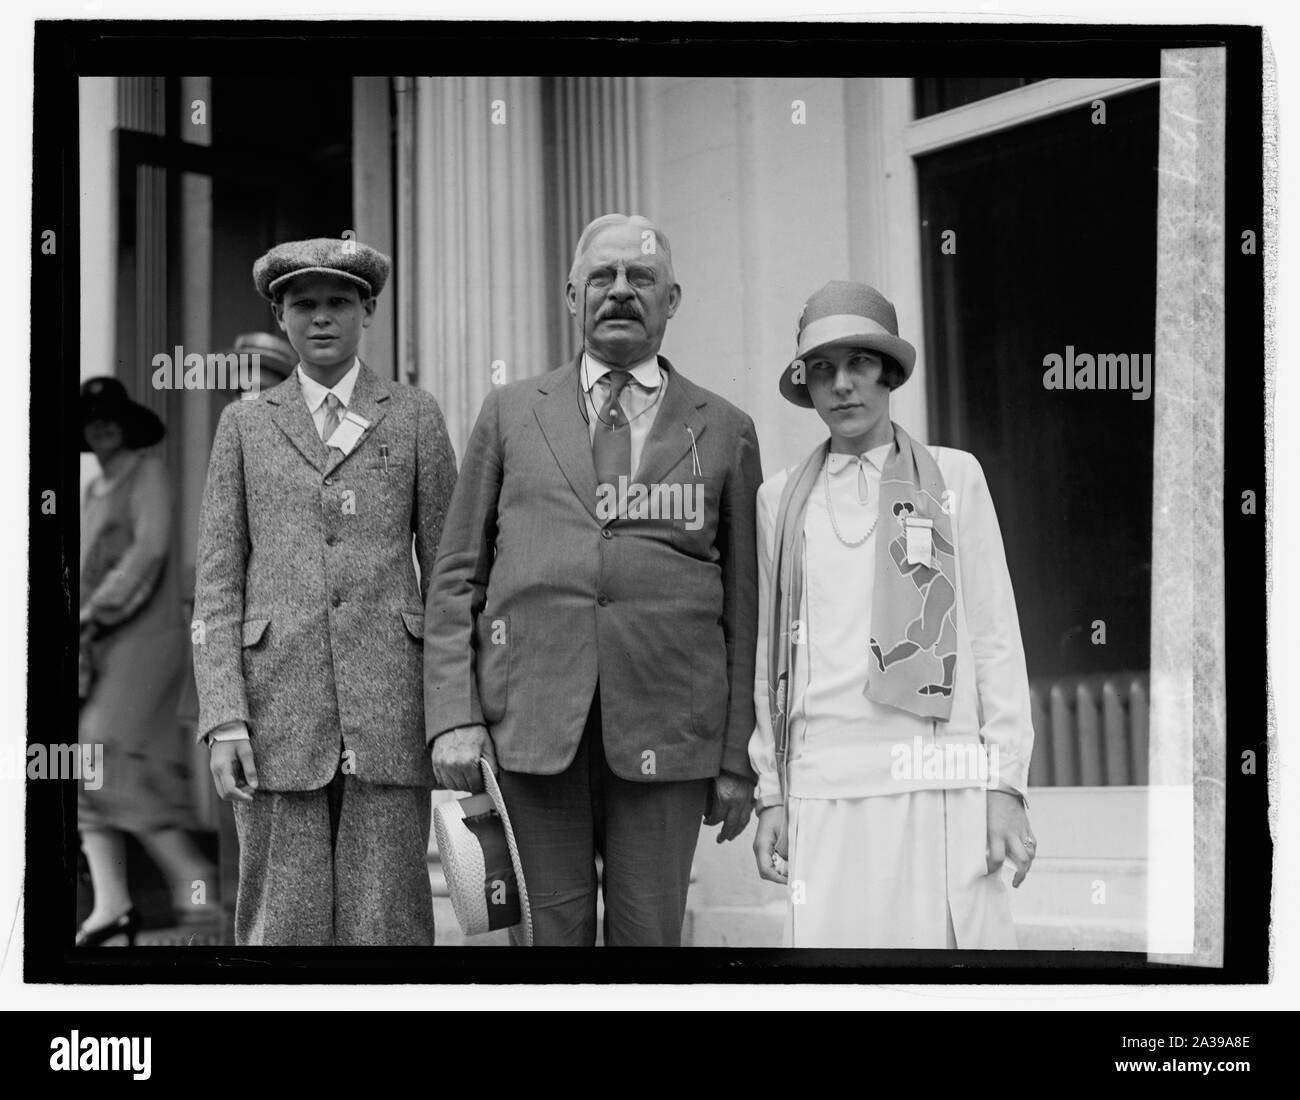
[749,281,1036,948]
[78,377,216,945]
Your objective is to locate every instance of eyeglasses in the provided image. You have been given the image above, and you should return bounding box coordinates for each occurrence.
[585,264,659,291]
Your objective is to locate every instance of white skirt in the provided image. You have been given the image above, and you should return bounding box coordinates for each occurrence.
[784,787,1018,949]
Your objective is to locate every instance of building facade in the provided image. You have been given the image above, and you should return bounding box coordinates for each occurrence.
[80,69,1223,953]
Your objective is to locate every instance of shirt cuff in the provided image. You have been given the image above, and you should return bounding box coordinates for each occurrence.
[990,783,1029,810]
[208,723,251,746]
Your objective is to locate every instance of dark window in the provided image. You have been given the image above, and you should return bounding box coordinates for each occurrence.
[915,77,1047,118]
[917,86,1158,682]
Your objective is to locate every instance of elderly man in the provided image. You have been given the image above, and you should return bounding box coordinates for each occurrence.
[424,214,762,946]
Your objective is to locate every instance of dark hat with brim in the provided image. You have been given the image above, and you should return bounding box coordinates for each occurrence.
[253,238,391,301]
[80,376,165,452]
[780,281,917,408]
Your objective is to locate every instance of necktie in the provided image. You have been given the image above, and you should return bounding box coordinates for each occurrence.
[592,371,632,492]
[322,393,344,447]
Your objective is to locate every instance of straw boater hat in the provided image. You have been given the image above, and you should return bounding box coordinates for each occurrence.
[80,377,165,452]
[432,759,532,944]
[252,237,392,301]
[779,280,918,408]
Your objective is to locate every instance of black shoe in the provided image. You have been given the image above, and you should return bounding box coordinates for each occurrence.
[75,908,140,947]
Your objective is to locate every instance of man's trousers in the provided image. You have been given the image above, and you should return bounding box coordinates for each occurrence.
[496,690,710,946]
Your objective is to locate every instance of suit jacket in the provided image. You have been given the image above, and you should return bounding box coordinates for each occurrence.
[193,362,458,791]
[424,355,762,782]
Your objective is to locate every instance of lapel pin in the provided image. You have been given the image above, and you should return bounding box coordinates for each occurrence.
[686,427,702,477]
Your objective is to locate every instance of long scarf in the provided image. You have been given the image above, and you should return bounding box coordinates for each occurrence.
[766,423,957,801]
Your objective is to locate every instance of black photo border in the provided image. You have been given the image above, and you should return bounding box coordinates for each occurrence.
[29,18,1270,984]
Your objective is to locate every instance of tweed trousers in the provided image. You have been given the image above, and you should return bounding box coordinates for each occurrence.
[232,768,435,946]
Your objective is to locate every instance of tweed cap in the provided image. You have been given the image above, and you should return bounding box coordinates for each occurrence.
[253,238,391,301]
[780,280,917,407]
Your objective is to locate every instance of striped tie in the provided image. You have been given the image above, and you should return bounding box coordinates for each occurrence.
[322,393,343,447]
[592,372,632,494]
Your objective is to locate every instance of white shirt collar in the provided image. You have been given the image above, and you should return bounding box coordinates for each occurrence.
[581,351,662,393]
[826,441,894,475]
[298,358,361,413]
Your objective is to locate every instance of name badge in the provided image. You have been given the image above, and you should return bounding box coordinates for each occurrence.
[905,517,933,566]
[328,410,369,455]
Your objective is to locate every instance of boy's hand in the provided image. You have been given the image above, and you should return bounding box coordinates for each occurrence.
[430,724,496,792]
[210,738,259,803]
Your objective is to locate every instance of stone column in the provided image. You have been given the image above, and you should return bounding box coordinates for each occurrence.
[1148,46,1227,965]
[393,76,549,458]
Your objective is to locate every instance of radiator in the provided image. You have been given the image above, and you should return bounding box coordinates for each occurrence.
[1027,672,1149,786]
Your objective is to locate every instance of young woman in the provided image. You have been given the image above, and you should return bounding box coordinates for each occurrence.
[749,281,1037,948]
[78,377,216,945]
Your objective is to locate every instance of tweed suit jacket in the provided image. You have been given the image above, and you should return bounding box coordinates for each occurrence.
[193,362,457,791]
[424,355,762,783]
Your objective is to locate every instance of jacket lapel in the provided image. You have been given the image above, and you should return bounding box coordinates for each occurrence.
[269,370,330,473]
[634,357,708,487]
[324,361,390,477]
[533,358,601,522]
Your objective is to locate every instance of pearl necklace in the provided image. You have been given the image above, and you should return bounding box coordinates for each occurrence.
[823,463,878,548]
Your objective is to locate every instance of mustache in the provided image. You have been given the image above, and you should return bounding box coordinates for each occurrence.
[598,304,643,321]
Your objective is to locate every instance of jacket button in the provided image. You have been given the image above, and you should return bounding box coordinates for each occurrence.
[324,477,334,487]
[597,593,609,606]
[325,534,336,547]
[601,528,613,540]
[332,594,342,608]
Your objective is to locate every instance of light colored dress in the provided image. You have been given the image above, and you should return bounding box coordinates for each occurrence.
[750,444,1032,948]
[79,452,193,834]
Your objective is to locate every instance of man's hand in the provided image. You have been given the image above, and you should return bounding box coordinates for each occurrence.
[209,737,259,803]
[430,724,496,792]
[986,789,1036,887]
[703,772,754,843]
[752,804,789,884]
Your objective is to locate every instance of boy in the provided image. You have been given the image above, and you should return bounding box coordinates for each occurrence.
[193,238,457,945]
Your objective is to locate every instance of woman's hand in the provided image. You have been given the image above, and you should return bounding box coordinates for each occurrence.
[986,789,1036,887]
[753,804,789,884]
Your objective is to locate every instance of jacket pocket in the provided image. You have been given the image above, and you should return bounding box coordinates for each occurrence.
[690,622,729,738]
[667,474,720,555]
[474,612,510,726]
[242,618,270,647]
[400,610,424,642]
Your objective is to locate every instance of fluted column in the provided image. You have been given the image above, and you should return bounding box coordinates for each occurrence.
[394,76,549,458]
[550,77,643,363]
[117,77,168,425]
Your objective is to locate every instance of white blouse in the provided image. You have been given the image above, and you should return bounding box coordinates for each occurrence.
[750,445,1034,807]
